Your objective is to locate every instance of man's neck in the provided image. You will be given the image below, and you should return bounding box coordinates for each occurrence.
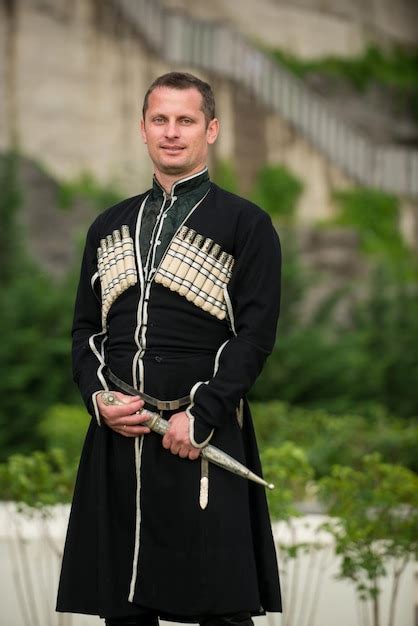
[154,165,207,195]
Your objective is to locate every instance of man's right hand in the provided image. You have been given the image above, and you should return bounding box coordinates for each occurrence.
[97,392,151,438]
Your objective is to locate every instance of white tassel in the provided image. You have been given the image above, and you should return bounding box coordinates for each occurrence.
[199,458,209,510]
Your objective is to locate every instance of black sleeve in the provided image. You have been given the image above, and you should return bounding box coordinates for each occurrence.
[72,218,107,417]
[188,211,281,442]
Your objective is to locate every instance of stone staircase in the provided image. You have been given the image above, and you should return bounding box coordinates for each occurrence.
[114,0,418,198]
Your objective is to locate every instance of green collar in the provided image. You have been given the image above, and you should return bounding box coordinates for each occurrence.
[152,168,210,199]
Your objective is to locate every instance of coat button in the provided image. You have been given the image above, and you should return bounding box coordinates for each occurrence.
[155,355,163,363]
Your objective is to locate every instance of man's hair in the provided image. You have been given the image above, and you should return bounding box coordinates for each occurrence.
[142,72,216,125]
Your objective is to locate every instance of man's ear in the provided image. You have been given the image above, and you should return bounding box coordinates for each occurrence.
[140,118,147,144]
[207,118,219,145]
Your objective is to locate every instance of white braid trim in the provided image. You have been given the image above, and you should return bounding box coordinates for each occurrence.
[91,390,104,427]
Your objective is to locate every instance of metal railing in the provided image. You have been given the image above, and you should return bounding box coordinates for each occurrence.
[116,0,418,198]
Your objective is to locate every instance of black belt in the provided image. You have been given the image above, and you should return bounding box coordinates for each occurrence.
[106,368,191,411]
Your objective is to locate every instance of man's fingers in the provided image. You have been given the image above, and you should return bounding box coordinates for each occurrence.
[102,402,152,436]
[116,411,151,427]
[162,428,201,459]
[173,445,200,459]
[101,399,144,417]
[115,424,151,437]
[107,392,142,405]
[166,442,200,459]
[99,395,149,430]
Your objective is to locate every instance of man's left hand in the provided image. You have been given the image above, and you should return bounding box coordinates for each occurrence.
[162,411,200,461]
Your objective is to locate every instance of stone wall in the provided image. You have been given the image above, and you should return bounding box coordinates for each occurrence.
[162,0,418,57]
[1,0,155,194]
[1,0,417,242]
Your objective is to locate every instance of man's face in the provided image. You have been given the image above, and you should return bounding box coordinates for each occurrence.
[140,86,219,181]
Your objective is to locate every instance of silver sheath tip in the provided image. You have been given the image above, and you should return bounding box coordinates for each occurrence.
[268,483,275,490]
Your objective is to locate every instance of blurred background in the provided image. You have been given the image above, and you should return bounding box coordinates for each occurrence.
[0,1,418,625]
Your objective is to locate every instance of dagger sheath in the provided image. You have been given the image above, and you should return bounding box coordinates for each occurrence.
[101,392,274,490]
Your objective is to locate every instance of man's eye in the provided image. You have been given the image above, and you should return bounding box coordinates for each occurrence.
[181,119,193,125]
[153,117,165,124]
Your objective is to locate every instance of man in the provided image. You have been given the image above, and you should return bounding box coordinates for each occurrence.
[57,72,282,626]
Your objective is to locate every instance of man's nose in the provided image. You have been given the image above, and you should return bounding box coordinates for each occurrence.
[165,121,179,138]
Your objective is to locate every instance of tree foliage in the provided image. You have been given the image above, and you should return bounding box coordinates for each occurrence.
[250,164,303,219]
[0,152,23,283]
[253,228,418,418]
[57,171,121,210]
[212,159,239,194]
[0,448,76,509]
[261,442,314,520]
[38,404,89,461]
[0,266,80,460]
[0,153,82,460]
[319,454,418,626]
[331,188,410,267]
[270,45,418,92]
[253,401,418,477]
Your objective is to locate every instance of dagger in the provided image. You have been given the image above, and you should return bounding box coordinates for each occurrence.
[100,391,274,490]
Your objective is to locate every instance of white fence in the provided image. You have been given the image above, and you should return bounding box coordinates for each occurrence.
[0,503,415,626]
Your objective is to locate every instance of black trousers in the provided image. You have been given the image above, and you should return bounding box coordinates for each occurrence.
[104,613,254,626]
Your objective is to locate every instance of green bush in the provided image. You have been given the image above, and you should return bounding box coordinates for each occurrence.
[57,171,121,210]
[252,220,418,418]
[270,45,418,92]
[212,159,239,194]
[330,187,410,266]
[261,442,314,520]
[319,454,418,624]
[0,152,83,460]
[213,160,303,219]
[0,266,80,460]
[0,152,23,283]
[252,401,418,477]
[38,404,89,461]
[0,448,77,508]
[250,164,303,219]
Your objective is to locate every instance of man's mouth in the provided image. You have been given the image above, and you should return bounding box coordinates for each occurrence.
[161,145,185,154]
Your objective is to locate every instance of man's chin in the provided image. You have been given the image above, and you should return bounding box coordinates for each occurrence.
[159,163,190,175]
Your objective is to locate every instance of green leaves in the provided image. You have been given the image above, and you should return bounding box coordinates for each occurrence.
[250,164,303,220]
[0,448,77,510]
[0,402,87,509]
[261,442,314,520]
[319,454,418,606]
[331,188,411,268]
[212,159,239,194]
[212,160,303,220]
[38,404,89,461]
[0,266,80,460]
[253,229,418,418]
[270,45,418,93]
[0,152,24,284]
[253,401,418,477]
[57,171,121,211]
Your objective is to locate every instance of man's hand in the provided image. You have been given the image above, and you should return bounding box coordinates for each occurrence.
[162,411,200,461]
[97,391,151,437]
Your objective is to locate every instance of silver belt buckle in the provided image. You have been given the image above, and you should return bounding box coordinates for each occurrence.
[157,399,180,411]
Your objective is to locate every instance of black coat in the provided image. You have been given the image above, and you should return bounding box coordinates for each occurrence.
[56,177,282,620]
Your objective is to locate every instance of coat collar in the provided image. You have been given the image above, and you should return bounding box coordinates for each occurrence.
[152,167,210,199]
